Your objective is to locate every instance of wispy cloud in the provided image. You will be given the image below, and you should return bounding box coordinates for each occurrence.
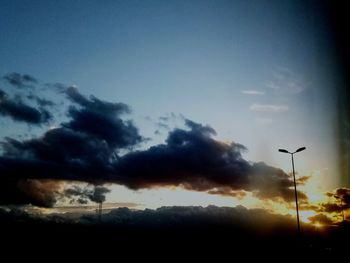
[265,68,306,94]
[241,90,265,95]
[2,72,37,88]
[250,104,289,113]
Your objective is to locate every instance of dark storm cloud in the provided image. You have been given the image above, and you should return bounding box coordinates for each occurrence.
[0,89,52,124]
[250,165,307,202]
[308,214,333,225]
[76,198,88,204]
[0,179,62,208]
[64,185,111,204]
[65,86,130,115]
[0,122,115,207]
[321,203,343,213]
[0,178,110,208]
[90,186,111,203]
[17,179,62,207]
[1,127,114,166]
[0,82,308,207]
[64,87,143,148]
[115,119,306,202]
[335,188,350,204]
[65,107,142,148]
[0,89,6,98]
[319,188,350,213]
[0,86,144,208]
[0,117,307,206]
[3,72,37,88]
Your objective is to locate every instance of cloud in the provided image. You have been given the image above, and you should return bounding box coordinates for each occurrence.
[64,87,143,148]
[151,113,185,133]
[63,185,111,204]
[115,119,306,202]
[27,93,56,107]
[155,122,170,130]
[241,90,265,95]
[0,178,63,208]
[65,86,130,114]
[0,177,110,208]
[3,72,37,88]
[89,186,110,203]
[0,89,52,124]
[265,68,305,95]
[320,188,350,213]
[0,87,143,207]
[17,179,63,207]
[308,214,333,225]
[0,82,307,207]
[0,118,307,206]
[335,188,350,205]
[294,187,350,224]
[0,89,6,98]
[159,112,180,122]
[296,176,311,185]
[250,104,289,113]
[158,113,185,124]
[0,127,114,166]
[207,188,247,198]
[0,120,306,206]
[321,203,343,213]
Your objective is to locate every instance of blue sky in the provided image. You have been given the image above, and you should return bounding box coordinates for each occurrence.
[0,0,340,207]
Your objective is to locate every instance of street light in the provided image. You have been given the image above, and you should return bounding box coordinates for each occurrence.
[278,147,306,236]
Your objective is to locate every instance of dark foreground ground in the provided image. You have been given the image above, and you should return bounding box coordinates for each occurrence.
[1,219,349,259]
[1,206,349,259]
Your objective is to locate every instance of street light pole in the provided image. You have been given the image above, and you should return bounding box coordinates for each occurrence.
[279,147,306,236]
[291,153,300,235]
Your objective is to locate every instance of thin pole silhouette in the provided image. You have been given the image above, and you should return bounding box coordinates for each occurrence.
[291,154,300,235]
[96,202,103,222]
[99,202,102,222]
[279,147,306,236]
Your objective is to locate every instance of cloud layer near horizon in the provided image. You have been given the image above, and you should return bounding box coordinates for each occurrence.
[0,73,307,207]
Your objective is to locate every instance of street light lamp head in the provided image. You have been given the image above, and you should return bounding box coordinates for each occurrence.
[278,149,289,153]
[295,147,306,153]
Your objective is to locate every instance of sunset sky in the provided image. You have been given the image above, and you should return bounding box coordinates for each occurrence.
[0,0,348,226]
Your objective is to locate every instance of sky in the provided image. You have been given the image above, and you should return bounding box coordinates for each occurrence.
[0,0,348,224]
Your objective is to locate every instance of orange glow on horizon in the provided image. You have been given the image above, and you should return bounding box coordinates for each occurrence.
[314,222,323,228]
